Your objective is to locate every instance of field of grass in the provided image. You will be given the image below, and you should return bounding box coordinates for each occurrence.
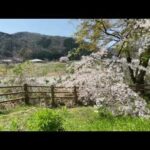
[0,106,150,131]
[0,61,67,77]
[29,62,67,77]
[0,61,150,131]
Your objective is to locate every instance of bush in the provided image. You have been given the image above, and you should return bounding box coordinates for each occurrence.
[27,109,64,131]
[10,119,19,131]
[68,48,92,60]
[98,107,113,120]
[31,50,62,60]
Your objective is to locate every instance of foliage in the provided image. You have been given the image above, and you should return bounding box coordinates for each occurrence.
[68,47,93,60]
[63,37,94,60]
[11,61,34,84]
[0,32,79,60]
[27,108,64,131]
[1,106,150,131]
[37,37,51,48]
[13,61,32,75]
[9,118,19,131]
[31,50,62,60]
[0,62,67,86]
[98,107,113,119]
[61,107,150,131]
[64,38,78,51]
[75,19,150,85]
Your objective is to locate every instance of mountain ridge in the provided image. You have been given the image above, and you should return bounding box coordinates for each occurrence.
[0,31,77,60]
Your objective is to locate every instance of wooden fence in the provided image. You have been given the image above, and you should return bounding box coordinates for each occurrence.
[0,84,79,107]
[1,83,149,108]
[129,84,150,93]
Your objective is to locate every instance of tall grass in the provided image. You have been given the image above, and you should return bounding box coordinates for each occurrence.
[0,62,67,77]
[0,106,150,131]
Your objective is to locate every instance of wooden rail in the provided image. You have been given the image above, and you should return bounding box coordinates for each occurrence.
[0,92,24,96]
[0,84,79,107]
[0,83,149,108]
[129,84,150,91]
[0,86,22,88]
[0,97,24,104]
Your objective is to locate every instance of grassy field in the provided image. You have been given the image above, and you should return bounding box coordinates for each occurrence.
[0,106,150,131]
[0,61,67,77]
[0,61,150,131]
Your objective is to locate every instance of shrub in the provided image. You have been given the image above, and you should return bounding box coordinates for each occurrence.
[27,109,64,131]
[98,107,113,120]
[68,48,92,60]
[9,118,19,131]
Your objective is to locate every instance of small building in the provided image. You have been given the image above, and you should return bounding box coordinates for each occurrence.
[0,59,12,64]
[59,56,69,63]
[29,59,43,63]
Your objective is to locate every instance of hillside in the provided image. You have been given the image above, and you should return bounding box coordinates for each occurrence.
[0,32,78,60]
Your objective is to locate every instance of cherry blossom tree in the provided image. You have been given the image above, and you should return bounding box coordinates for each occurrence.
[75,19,150,87]
[59,50,150,117]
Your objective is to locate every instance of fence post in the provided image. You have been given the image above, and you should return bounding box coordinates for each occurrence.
[51,85,56,107]
[24,83,29,105]
[73,86,78,105]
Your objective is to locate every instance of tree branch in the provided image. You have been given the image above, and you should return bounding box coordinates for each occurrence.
[101,22,122,40]
[117,41,126,57]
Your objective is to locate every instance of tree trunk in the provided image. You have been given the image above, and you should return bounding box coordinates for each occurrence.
[126,50,150,95]
[126,50,136,84]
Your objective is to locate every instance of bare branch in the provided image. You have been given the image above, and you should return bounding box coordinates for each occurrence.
[100,21,122,40]
[117,41,126,57]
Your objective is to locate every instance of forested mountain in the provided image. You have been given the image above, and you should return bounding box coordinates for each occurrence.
[0,32,78,60]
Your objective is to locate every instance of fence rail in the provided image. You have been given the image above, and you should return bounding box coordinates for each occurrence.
[129,84,150,92]
[0,83,150,108]
[0,97,24,104]
[0,86,23,88]
[0,84,79,107]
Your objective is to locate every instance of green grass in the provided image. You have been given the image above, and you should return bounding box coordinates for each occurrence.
[29,62,67,76]
[0,61,67,77]
[0,106,38,131]
[0,106,150,131]
[59,107,150,131]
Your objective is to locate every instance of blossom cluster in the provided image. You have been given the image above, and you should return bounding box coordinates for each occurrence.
[59,49,150,118]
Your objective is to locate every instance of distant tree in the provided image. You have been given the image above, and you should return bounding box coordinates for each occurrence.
[68,48,92,60]
[19,48,33,59]
[64,38,78,49]
[37,37,51,48]
[31,50,62,60]
[3,51,13,57]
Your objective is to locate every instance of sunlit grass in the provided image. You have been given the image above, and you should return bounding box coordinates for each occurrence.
[0,61,67,77]
[0,106,150,131]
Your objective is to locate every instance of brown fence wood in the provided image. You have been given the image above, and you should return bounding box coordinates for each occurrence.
[27,86,79,88]
[54,86,79,89]
[54,91,74,93]
[2,84,149,106]
[51,85,55,107]
[24,84,29,105]
[29,91,50,94]
[0,84,79,106]
[55,96,74,98]
[0,86,22,88]
[73,86,78,104]
[0,97,24,104]
[0,92,24,96]
[30,97,50,99]
[28,85,51,88]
